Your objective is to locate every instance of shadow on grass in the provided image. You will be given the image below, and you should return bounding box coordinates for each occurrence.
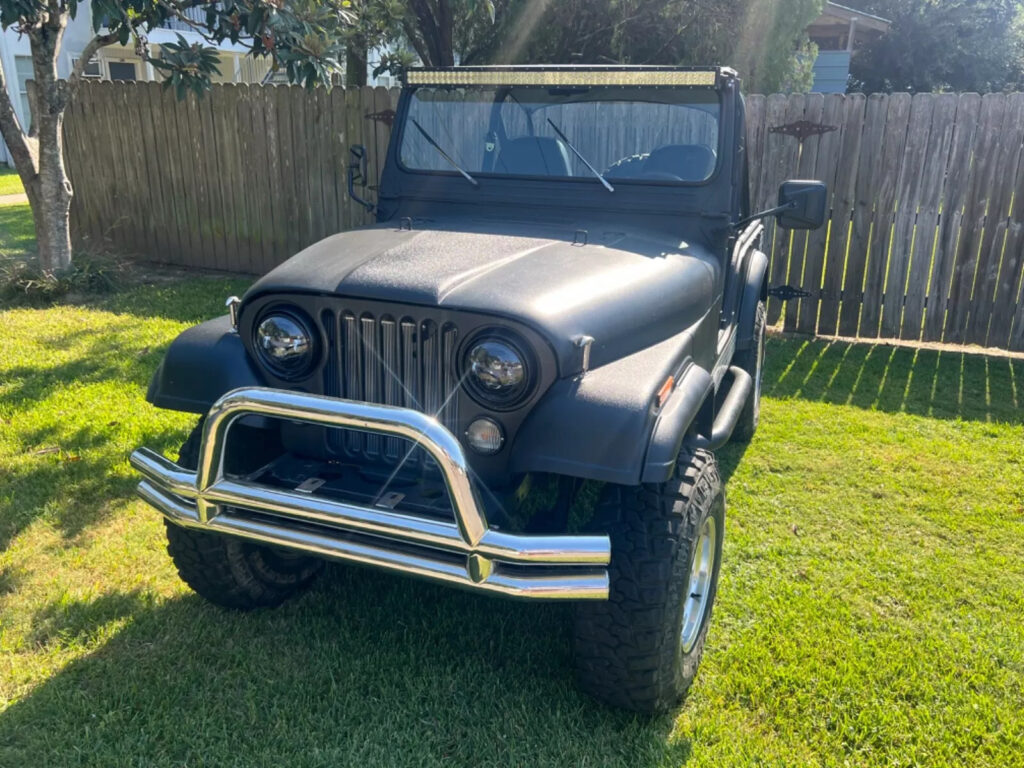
[0,422,186,553]
[0,567,689,767]
[0,320,165,412]
[763,337,1024,425]
[89,274,252,325]
[0,322,192,552]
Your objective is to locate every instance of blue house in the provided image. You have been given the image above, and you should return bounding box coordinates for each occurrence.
[807,2,891,93]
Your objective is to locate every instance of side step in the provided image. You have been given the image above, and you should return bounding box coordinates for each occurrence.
[686,365,752,451]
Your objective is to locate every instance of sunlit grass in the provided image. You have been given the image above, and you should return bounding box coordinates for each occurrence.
[0,279,1022,767]
[0,167,24,197]
[0,203,34,259]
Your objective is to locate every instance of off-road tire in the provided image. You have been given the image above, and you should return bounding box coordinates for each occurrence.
[732,299,766,442]
[164,422,323,610]
[573,449,725,713]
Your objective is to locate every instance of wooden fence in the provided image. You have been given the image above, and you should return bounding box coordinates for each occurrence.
[64,82,1024,351]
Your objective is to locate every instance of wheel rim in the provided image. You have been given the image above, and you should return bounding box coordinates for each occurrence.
[680,516,717,653]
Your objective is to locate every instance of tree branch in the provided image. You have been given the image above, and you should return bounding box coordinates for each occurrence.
[406,0,444,66]
[400,18,432,67]
[70,32,120,81]
[156,0,223,45]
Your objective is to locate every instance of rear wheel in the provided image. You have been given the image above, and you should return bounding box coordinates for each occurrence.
[164,421,322,610]
[573,449,725,713]
[732,299,766,442]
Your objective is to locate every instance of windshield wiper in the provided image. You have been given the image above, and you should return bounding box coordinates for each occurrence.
[411,118,479,187]
[546,118,614,193]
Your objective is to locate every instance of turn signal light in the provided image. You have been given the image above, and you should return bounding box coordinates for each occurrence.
[656,376,675,407]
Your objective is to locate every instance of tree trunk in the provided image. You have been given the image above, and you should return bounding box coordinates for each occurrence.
[0,14,74,272]
[25,156,73,273]
[31,20,75,272]
[346,42,368,87]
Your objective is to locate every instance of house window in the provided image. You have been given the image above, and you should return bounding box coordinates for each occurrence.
[72,56,102,78]
[14,56,33,129]
[108,62,137,81]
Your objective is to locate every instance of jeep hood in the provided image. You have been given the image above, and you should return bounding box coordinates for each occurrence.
[245,218,720,372]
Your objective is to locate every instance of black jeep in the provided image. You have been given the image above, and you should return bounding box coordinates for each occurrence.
[131,66,825,713]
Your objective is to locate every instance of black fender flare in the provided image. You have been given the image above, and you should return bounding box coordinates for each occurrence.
[511,324,713,486]
[146,316,266,414]
[735,249,768,353]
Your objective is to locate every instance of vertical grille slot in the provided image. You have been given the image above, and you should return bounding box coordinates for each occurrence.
[361,315,382,458]
[324,309,460,465]
[441,324,459,427]
[421,320,441,418]
[341,312,363,454]
[380,317,402,460]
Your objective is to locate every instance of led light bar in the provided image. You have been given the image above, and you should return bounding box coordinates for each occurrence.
[404,69,718,87]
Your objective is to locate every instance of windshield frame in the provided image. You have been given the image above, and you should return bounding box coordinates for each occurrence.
[394,84,725,189]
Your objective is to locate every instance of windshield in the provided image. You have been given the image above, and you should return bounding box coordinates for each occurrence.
[399,86,721,184]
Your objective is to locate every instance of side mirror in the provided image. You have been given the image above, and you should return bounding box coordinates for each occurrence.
[348,144,374,212]
[776,180,827,230]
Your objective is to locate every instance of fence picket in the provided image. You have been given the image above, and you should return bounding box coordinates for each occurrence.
[859,92,912,338]
[839,94,888,337]
[783,93,823,332]
[900,93,956,340]
[945,94,1006,344]
[817,94,865,335]
[967,93,1024,346]
[744,95,766,211]
[881,93,934,338]
[797,93,845,334]
[923,93,981,342]
[764,94,805,324]
[1007,224,1024,351]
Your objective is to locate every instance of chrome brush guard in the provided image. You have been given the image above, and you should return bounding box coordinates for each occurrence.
[130,387,610,599]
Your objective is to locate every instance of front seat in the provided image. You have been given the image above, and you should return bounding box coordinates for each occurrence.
[495,137,572,176]
[643,144,717,181]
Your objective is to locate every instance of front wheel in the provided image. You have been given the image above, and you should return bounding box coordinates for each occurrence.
[573,449,725,713]
[164,421,323,610]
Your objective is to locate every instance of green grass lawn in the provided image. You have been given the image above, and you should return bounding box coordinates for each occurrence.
[0,203,34,259]
[0,167,24,197]
[0,277,1022,767]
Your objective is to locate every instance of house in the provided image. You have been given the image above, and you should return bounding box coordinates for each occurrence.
[807,2,890,93]
[0,7,271,165]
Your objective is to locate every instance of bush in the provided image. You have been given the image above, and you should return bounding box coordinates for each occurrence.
[0,252,128,304]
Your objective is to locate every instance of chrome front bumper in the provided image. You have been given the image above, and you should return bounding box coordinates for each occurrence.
[130,387,610,599]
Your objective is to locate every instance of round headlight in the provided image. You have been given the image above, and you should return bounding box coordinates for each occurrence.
[255,311,315,377]
[464,336,531,407]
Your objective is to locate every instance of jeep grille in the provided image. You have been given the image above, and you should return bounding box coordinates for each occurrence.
[322,309,460,463]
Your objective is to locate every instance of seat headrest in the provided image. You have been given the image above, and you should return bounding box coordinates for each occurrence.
[496,137,572,177]
[644,144,717,181]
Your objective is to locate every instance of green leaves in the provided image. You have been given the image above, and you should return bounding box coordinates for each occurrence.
[0,1,355,97]
[849,0,1024,93]
[149,34,221,99]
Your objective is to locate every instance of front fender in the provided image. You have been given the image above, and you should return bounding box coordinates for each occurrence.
[147,316,266,413]
[510,324,712,486]
[736,249,768,352]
